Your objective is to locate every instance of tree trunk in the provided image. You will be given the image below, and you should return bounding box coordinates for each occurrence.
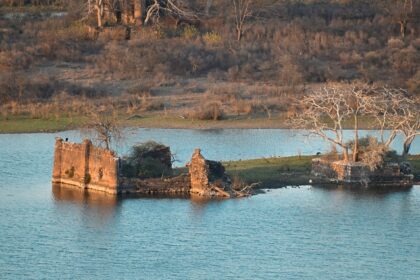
[134,0,146,25]
[97,8,102,27]
[205,0,213,16]
[400,20,407,38]
[96,0,103,28]
[343,146,349,162]
[352,114,359,162]
[402,137,414,158]
[237,28,242,41]
[385,130,397,147]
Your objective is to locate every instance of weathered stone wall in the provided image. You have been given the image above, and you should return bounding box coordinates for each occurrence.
[52,138,120,194]
[87,144,119,192]
[187,149,250,198]
[189,149,210,195]
[311,158,412,186]
[53,141,251,198]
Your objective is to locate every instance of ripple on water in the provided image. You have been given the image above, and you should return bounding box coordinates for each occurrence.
[0,131,419,279]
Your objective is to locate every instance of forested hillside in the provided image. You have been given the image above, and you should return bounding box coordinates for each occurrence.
[0,0,419,128]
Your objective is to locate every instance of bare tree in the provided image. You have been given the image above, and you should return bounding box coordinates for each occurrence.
[368,88,419,157]
[345,86,371,161]
[380,0,419,38]
[290,84,353,161]
[366,87,408,147]
[95,0,105,28]
[82,111,124,150]
[232,0,251,41]
[398,96,420,157]
[144,0,196,25]
[289,84,378,162]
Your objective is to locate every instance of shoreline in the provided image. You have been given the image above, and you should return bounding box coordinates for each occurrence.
[223,155,420,188]
[0,116,295,134]
[0,114,382,134]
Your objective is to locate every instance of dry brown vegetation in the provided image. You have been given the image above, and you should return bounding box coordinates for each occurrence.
[0,0,419,125]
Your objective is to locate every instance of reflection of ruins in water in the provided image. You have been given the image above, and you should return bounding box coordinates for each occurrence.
[189,194,228,217]
[52,184,122,227]
[312,184,413,198]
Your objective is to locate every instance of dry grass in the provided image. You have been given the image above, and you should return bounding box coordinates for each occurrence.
[1,0,419,129]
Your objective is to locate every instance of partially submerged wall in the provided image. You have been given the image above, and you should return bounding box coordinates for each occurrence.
[52,138,120,194]
[188,149,249,198]
[311,158,413,186]
[52,140,251,198]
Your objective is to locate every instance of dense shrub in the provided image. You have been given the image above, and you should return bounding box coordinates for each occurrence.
[121,141,172,179]
[185,101,224,120]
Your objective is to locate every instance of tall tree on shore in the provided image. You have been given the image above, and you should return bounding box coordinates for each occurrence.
[144,0,196,25]
[397,96,420,157]
[232,0,251,41]
[380,0,419,38]
[289,84,356,161]
[366,88,410,147]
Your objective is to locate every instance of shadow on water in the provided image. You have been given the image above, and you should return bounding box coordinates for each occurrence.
[312,184,413,198]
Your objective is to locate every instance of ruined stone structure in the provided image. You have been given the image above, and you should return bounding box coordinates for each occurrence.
[52,140,251,198]
[311,158,413,186]
[52,138,122,194]
[188,149,245,198]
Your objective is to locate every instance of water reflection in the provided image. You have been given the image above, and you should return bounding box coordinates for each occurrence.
[52,184,121,207]
[52,185,121,227]
[312,184,413,198]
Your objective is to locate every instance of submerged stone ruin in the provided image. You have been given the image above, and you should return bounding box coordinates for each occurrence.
[188,149,249,198]
[52,138,120,194]
[311,158,413,187]
[52,138,251,198]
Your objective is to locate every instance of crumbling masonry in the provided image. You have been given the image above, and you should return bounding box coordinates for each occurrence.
[52,138,250,198]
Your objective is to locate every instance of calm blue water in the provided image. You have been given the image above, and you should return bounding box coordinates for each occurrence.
[0,129,419,279]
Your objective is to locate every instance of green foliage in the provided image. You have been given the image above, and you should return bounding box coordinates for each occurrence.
[224,155,316,188]
[121,141,172,179]
[137,157,170,178]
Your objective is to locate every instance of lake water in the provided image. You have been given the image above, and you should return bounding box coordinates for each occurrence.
[0,129,419,279]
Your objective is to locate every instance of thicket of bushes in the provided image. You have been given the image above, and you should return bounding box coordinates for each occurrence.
[121,141,172,179]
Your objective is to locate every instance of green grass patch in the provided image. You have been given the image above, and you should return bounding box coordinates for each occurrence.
[0,115,84,133]
[224,155,317,188]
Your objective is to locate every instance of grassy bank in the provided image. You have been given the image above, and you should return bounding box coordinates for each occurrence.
[224,156,316,188]
[0,116,85,133]
[0,115,291,133]
[0,113,382,133]
[224,155,420,188]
